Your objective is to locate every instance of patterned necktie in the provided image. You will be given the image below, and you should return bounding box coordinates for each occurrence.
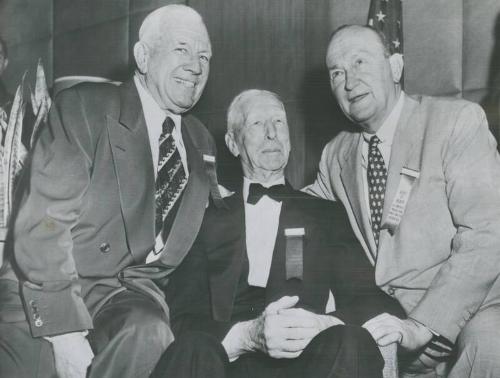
[155,116,187,238]
[367,135,387,246]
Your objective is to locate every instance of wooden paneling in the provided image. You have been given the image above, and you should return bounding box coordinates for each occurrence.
[188,0,308,188]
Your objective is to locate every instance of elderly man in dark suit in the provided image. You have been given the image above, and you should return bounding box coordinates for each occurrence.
[0,5,220,378]
[152,89,404,378]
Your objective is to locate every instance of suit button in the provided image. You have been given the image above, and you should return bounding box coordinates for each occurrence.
[99,242,111,253]
[387,287,396,296]
[34,318,44,327]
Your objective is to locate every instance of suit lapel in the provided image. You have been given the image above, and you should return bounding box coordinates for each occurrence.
[379,95,423,247]
[206,192,247,321]
[158,118,210,267]
[106,80,155,262]
[340,134,377,260]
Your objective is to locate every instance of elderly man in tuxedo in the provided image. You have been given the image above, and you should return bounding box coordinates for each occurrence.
[0,5,220,378]
[306,24,500,377]
[152,89,404,378]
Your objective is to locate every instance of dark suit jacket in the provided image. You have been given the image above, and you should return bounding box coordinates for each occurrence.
[2,79,217,337]
[0,80,11,110]
[167,183,403,340]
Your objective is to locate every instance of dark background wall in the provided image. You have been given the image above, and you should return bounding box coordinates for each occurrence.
[1,0,500,187]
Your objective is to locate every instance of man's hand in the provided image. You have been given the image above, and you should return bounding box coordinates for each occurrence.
[46,332,94,378]
[362,313,433,351]
[250,296,343,359]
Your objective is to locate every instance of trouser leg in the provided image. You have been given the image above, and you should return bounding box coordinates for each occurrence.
[151,331,229,378]
[294,325,384,378]
[0,321,57,378]
[230,325,383,378]
[448,304,500,378]
[87,289,173,378]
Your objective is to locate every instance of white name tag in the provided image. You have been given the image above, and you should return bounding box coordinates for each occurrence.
[285,228,305,236]
[381,167,419,234]
[203,154,216,163]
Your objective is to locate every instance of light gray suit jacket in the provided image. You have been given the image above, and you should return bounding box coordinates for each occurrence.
[307,94,500,342]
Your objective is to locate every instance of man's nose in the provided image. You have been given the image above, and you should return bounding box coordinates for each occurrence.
[344,70,357,91]
[265,121,277,139]
[184,55,202,75]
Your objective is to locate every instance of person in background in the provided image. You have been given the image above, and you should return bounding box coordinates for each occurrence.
[0,4,219,378]
[306,24,500,377]
[0,36,11,110]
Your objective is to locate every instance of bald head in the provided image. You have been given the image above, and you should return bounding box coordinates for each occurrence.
[329,25,390,58]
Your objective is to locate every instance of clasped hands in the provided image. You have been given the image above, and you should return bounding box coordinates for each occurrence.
[223,295,344,360]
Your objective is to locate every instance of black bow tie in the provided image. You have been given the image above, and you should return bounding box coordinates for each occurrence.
[247,183,288,205]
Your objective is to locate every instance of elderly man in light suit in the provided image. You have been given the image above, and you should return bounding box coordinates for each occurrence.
[0,5,220,378]
[306,24,500,377]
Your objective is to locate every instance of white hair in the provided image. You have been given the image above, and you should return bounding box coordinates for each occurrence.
[138,4,206,50]
[227,89,284,134]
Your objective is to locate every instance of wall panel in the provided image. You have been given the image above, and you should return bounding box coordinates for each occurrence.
[404,0,463,97]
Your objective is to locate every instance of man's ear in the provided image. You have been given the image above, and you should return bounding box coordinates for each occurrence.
[225,132,240,157]
[389,53,404,84]
[0,58,8,75]
[133,42,149,74]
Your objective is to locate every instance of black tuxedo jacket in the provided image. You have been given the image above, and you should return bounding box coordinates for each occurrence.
[167,183,403,340]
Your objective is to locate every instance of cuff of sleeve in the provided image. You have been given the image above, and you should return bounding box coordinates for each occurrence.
[21,281,93,337]
[44,330,89,344]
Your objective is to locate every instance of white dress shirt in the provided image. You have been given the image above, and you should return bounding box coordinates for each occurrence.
[243,176,285,287]
[360,91,405,234]
[134,76,189,262]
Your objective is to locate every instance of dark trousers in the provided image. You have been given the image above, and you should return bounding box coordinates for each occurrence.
[0,284,173,378]
[152,325,383,378]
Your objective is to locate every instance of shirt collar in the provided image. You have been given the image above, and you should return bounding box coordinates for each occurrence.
[362,91,405,146]
[243,176,286,202]
[133,74,182,130]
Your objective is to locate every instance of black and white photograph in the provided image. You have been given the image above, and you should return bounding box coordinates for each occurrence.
[1,1,500,377]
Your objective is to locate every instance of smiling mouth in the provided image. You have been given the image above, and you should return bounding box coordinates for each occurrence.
[174,78,196,88]
[349,93,368,103]
[262,149,281,154]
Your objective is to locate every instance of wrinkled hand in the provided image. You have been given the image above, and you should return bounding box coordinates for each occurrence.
[248,296,344,359]
[48,332,94,378]
[363,314,432,351]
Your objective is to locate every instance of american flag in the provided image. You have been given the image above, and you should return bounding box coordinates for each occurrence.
[367,0,403,55]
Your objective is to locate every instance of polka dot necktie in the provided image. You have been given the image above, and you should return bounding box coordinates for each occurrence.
[155,116,187,238]
[367,135,387,246]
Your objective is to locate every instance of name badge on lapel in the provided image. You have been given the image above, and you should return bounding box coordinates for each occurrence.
[381,167,419,234]
[285,228,305,280]
[202,154,227,209]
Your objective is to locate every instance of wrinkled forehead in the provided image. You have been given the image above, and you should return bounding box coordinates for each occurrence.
[243,95,286,119]
[142,9,211,50]
[326,27,383,65]
[163,25,211,48]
